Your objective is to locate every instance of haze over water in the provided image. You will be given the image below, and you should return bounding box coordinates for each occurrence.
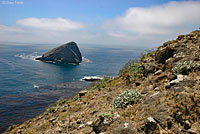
[0,44,144,132]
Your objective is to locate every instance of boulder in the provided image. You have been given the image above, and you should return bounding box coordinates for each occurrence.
[168,75,186,87]
[92,117,107,133]
[143,117,158,133]
[36,41,82,64]
[155,47,175,63]
[79,90,88,97]
[143,62,156,76]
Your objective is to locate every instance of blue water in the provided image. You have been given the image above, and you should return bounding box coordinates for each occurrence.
[0,44,144,132]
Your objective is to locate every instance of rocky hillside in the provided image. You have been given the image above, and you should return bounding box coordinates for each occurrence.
[5,30,200,134]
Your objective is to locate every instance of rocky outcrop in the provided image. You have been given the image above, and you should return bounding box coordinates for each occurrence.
[155,47,175,63]
[5,30,200,134]
[36,41,82,64]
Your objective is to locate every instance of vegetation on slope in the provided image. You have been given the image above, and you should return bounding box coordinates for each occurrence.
[5,30,200,134]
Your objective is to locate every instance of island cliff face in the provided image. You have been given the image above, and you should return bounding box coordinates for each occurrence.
[36,41,82,64]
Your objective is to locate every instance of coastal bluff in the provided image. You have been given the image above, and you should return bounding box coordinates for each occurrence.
[36,41,82,64]
[5,30,200,134]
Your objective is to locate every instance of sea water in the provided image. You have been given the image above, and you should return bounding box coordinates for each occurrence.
[0,44,144,132]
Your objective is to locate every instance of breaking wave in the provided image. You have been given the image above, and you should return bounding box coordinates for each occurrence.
[80,75,113,81]
[15,52,41,61]
[82,57,91,63]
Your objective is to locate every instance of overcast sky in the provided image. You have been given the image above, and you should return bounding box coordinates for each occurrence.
[0,0,200,47]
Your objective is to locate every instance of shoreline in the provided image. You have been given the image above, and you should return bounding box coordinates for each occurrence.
[4,30,200,134]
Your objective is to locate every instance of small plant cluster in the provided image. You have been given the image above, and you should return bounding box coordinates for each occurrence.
[113,90,141,108]
[99,112,112,119]
[44,106,60,114]
[94,78,111,91]
[98,108,115,120]
[172,61,199,75]
[119,59,138,74]
[162,40,176,47]
[73,94,80,101]
[176,35,185,41]
[128,63,144,78]
[140,49,156,62]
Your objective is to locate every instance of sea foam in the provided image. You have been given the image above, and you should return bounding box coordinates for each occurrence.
[82,57,92,63]
[15,52,41,61]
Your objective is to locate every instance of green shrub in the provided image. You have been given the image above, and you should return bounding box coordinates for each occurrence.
[119,59,138,74]
[128,63,144,78]
[99,112,112,119]
[47,107,56,113]
[113,90,141,108]
[139,49,156,62]
[177,35,185,40]
[120,62,143,77]
[163,40,176,47]
[73,94,80,101]
[44,106,57,114]
[93,78,111,91]
[172,61,199,75]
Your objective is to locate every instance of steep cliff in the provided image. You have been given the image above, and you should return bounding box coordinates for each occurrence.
[36,41,82,64]
[5,30,200,134]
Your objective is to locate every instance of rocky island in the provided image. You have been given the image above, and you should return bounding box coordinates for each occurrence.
[36,41,82,64]
[5,30,200,134]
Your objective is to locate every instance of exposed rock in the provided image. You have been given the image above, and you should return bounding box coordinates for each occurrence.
[153,73,167,82]
[187,122,199,134]
[143,62,157,75]
[165,84,171,89]
[5,125,18,132]
[143,117,158,133]
[169,75,186,85]
[81,126,93,134]
[155,47,175,63]
[4,30,200,134]
[111,122,136,134]
[149,92,160,98]
[165,75,187,89]
[79,90,88,97]
[92,117,108,133]
[167,73,177,81]
[141,85,154,94]
[165,57,183,70]
[49,117,56,122]
[86,121,93,126]
[76,119,81,124]
[154,70,162,75]
[135,82,141,86]
[36,41,82,64]
[183,120,191,130]
[78,124,85,129]
[153,113,169,128]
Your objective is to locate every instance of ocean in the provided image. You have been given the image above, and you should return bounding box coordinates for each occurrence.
[0,44,144,132]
